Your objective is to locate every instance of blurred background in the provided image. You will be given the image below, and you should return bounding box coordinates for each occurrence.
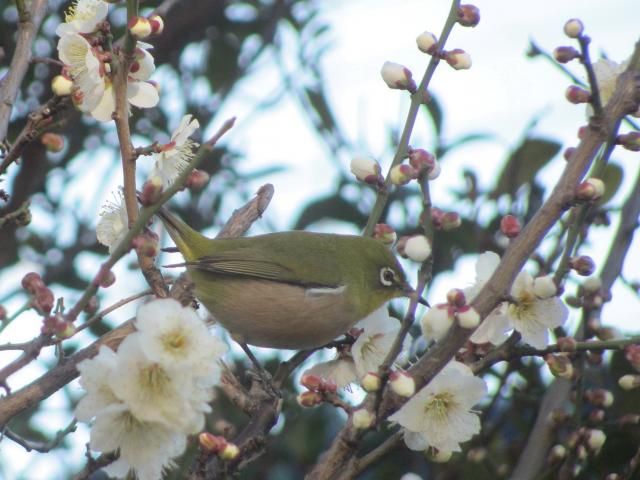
[0,0,639,478]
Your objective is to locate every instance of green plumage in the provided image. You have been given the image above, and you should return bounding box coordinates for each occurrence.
[158,207,411,349]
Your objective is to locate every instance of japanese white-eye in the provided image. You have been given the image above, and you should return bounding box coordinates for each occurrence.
[158,208,420,349]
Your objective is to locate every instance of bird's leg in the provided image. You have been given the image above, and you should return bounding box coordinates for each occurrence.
[240,343,280,398]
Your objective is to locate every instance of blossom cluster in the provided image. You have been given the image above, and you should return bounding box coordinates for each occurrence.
[75,298,227,480]
[53,0,160,121]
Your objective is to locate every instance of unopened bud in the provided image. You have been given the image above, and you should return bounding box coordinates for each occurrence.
[373,224,397,246]
[547,444,567,464]
[350,156,383,186]
[553,46,580,63]
[564,18,584,38]
[546,354,574,379]
[548,408,570,427]
[41,133,65,152]
[427,160,441,180]
[51,75,73,96]
[380,61,417,93]
[398,235,431,262]
[361,372,382,392]
[583,276,602,293]
[35,287,55,314]
[83,296,100,315]
[421,304,454,341]
[457,4,480,27]
[389,370,415,397]
[408,148,436,174]
[148,14,164,35]
[446,288,466,308]
[445,49,472,70]
[589,408,606,423]
[321,379,337,394]
[575,177,605,201]
[41,315,59,335]
[22,272,45,293]
[564,146,576,162]
[55,320,76,339]
[556,337,577,352]
[98,269,116,288]
[140,176,163,206]
[416,31,438,55]
[128,16,152,39]
[566,85,591,104]
[569,255,596,276]
[467,447,487,463]
[441,212,462,231]
[586,429,606,452]
[618,374,640,391]
[606,474,621,480]
[132,232,159,258]
[625,345,640,371]
[427,449,452,463]
[185,169,210,192]
[199,432,227,453]
[616,131,640,152]
[390,164,419,185]
[218,442,240,460]
[533,275,557,299]
[352,408,375,430]
[620,414,640,426]
[500,214,521,238]
[297,391,323,407]
[457,305,480,329]
[585,388,614,408]
[300,373,323,391]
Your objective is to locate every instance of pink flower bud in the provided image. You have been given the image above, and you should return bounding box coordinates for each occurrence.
[148,14,164,35]
[34,287,54,315]
[616,131,640,152]
[556,336,577,352]
[547,444,567,464]
[54,320,76,339]
[564,18,584,38]
[457,305,480,329]
[397,235,432,262]
[564,146,576,162]
[321,379,337,394]
[132,232,159,258]
[565,85,591,104]
[408,148,436,173]
[99,269,116,288]
[500,215,521,238]
[569,255,595,276]
[361,372,382,392]
[421,304,454,341]
[41,133,65,152]
[553,46,580,63]
[51,75,73,96]
[83,296,100,315]
[128,16,152,39]
[445,49,472,70]
[389,164,418,185]
[441,212,461,231]
[416,31,438,54]
[185,169,210,192]
[297,391,323,407]
[380,61,417,92]
[457,4,480,27]
[352,408,375,430]
[373,224,397,246]
[22,272,45,293]
[300,373,323,391]
[199,432,227,453]
[584,388,614,408]
[447,288,466,308]
[427,160,441,180]
[389,370,415,397]
[140,176,163,206]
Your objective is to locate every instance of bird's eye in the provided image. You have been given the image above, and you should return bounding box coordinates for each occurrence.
[380,267,396,287]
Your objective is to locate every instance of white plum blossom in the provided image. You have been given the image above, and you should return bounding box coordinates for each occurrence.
[507,271,568,348]
[135,298,227,376]
[96,189,129,254]
[75,298,227,480]
[90,403,186,480]
[150,114,200,187]
[593,58,628,107]
[389,361,486,453]
[56,0,109,36]
[57,33,105,112]
[466,252,568,348]
[420,304,454,342]
[90,77,159,122]
[351,307,409,378]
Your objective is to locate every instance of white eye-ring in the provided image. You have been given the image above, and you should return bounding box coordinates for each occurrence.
[380,267,396,286]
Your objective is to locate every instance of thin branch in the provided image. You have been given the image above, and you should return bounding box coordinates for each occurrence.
[3,419,77,453]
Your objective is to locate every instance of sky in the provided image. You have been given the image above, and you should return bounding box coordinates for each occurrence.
[1,0,639,477]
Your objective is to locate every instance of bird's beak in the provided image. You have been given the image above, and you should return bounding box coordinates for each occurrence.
[403,284,430,307]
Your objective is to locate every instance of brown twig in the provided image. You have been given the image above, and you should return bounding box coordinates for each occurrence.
[0,0,48,144]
